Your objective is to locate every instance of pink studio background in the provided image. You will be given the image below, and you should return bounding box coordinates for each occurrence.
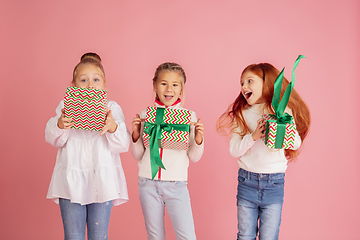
[1,0,359,239]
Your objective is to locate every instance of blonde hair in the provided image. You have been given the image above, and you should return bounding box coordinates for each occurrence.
[72,52,105,84]
[152,62,186,103]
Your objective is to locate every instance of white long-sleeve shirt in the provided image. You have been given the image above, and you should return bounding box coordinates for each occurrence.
[131,101,204,181]
[46,100,130,206]
[229,104,301,173]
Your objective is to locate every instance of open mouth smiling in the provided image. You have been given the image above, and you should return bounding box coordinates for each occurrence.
[243,91,252,100]
[164,95,173,100]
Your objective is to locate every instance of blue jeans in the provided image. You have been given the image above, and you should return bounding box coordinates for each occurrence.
[138,177,196,240]
[59,198,112,240]
[236,168,285,240]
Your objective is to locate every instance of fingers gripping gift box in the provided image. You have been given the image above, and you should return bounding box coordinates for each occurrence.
[64,87,107,131]
[142,106,191,179]
[262,55,305,150]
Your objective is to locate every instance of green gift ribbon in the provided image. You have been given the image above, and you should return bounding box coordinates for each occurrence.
[265,55,305,149]
[143,107,190,180]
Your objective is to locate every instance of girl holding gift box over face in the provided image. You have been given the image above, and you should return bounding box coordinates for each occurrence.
[217,56,310,240]
[131,62,204,240]
[45,52,130,240]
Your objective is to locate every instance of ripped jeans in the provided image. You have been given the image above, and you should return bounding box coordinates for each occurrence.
[59,198,112,240]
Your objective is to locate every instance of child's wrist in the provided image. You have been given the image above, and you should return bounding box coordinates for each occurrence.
[251,132,259,141]
[195,136,203,145]
[108,124,117,134]
[132,132,140,142]
[57,120,63,129]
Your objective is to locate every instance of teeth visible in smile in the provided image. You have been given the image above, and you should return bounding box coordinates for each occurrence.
[244,92,252,99]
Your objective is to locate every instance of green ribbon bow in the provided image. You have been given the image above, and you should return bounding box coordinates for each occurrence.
[265,55,305,149]
[143,107,190,180]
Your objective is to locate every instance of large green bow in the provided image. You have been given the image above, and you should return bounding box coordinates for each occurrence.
[265,55,305,148]
[143,107,190,179]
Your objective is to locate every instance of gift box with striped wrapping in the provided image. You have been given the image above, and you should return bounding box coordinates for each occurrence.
[261,55,305,150]
[63,87,107,131]
[143,106,191,150]
[261,114,297,150]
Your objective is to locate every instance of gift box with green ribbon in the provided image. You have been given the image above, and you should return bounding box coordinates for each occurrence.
[142,106,191,179]
[262,114,297,149]
[262,55,305,149]
[64,87,107,131]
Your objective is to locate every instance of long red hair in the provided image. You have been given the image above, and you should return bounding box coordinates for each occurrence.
[217,63,310,161]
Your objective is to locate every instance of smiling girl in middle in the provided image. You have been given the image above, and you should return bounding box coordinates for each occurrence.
[131,62,204,240]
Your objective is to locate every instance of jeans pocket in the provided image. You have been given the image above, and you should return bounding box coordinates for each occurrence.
[270,178,284,188]
[138,177,150,187]
[238,176,247,184]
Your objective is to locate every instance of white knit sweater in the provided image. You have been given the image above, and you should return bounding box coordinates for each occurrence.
[229,104,301,173]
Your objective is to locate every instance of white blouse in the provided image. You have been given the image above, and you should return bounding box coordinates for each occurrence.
[46,100,130,206]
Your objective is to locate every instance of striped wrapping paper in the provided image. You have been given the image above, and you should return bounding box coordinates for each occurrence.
[63,87,107,131]
[143,106,191,150]
[261,114,297,150]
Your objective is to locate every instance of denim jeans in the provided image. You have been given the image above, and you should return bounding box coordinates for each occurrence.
[236,168,285,240]
[59,198,112,240]
[138,177,196,240]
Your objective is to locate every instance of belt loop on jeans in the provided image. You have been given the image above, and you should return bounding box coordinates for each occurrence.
[246,170,250,180]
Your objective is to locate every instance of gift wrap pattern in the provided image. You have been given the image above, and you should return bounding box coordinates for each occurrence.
[261,55,305,150]
[64,87,107,131]
[262,114,297,150]
[143,106,191,150]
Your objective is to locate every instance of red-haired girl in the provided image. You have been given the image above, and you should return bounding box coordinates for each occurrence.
[217,60,310,240]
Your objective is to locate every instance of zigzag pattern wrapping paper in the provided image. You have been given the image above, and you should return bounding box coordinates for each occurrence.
[63,87,107,131]
[261,114,297,150]
[143,106,191,150]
